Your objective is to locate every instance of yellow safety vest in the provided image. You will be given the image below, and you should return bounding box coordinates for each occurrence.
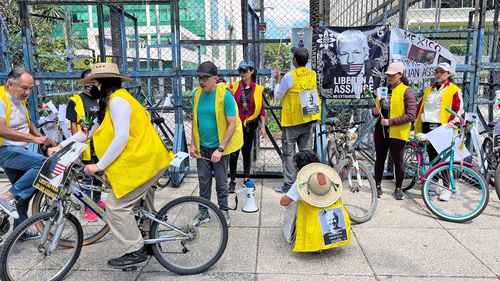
[69,94,92,161]
[93,88,174,199]
[229,81,265,127]
[192,84,243,155]
[294,199,352,252]
[281,67,321,127]
[375,83,412,141]
[415,82,460,133]
[0,85,31,146]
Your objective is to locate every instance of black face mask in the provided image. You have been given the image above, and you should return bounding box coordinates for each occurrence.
[88,85,103,99]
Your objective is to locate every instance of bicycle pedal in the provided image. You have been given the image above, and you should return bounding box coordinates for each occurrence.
[121,266,138,272]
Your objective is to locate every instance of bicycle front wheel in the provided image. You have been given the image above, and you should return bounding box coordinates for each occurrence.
[150,196,229,275]
[422,163,489,223]
[0,212,83,281]
[402,142,419,192]
[337,160,378,224]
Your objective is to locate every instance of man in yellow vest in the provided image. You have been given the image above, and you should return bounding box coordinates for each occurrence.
[50,63,174,268]
[190,61,243,226]
[66,69,104,222]
[273,47,321,193]
[0,67,55,237]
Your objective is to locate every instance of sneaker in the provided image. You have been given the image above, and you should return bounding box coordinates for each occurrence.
[97,200,106,209]
[192,210,210,226]
[228,181,236,194]
[0,213,10,236]
[0,197,19,219]
[274,185,289,194]
[439,189,452,202]
[376,185,382,198]
[244,179,255,189]
[107,248,148,268]
[394,188,404,200]
[223,210,231,226]
[84,208,98,222]
[19,230,40,241]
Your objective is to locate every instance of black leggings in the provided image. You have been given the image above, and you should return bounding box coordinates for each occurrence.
[229,121,258,181]
[422,122,441,163]
[374,127,406,189]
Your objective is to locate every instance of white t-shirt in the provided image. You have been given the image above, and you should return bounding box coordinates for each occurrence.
[422,87,443,123]
[0,92,30,147]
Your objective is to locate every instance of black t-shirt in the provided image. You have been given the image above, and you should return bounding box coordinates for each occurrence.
[66,93,99,123]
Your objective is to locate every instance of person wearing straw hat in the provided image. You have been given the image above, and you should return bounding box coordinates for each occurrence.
[280,150,351,252]
[49,62,174,268]
[372,61,416,200]
[415,62,463,164]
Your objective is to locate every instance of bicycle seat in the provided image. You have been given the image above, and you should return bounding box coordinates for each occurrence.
[415,133,430,143]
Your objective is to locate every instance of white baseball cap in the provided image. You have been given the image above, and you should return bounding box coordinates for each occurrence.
[385,61,405,75]
[435,62,454,74]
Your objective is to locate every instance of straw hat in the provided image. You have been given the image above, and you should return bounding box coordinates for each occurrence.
[82,63,131,83]
[296,163,343,208]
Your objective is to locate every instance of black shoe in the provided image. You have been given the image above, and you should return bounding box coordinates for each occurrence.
[376,185,382,198]
[19,230,40,241]
[228,181,236,194]
[107,248,148,268]
[0,214,10,236]
[394,188,404,200]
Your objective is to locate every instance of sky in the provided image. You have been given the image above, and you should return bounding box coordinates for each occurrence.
[261,0,309,39]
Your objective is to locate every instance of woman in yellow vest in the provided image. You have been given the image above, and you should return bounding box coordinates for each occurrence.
[372,62,417,200]
[66,69,104,222]
[280,150,351,252]
[49,63,174,268]
[227,61,267,193]
[415,62,463,163]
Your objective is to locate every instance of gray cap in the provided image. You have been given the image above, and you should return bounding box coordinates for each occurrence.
[238,60,255,71]
[197,61,218,77]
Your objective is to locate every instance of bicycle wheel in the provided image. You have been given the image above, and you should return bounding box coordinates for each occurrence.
[150,196,229,275]
[494,164,500,201]
[0,212,83,281]
[402,142,419,192]
[422,163,488,223]
[32,191,109,247]
[337,160,377,224]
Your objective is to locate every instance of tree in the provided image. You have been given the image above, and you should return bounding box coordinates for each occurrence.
[263,43,292,72]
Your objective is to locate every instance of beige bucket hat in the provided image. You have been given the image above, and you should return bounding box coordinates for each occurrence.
[82,62,131,83]
[296,163,343,208]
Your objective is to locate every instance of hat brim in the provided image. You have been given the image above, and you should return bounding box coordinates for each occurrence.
[196,72,217,78]
[434,66,452,73]
[385,70,399,75]
[81,72,132,83]
[296,163,342,208]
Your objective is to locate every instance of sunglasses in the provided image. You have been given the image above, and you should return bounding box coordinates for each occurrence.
[197,75,212,81]
[238,68,250,73]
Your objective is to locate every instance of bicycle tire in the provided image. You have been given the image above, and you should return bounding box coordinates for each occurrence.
[150,196,229,275]
[31,191,110,247]
[495,164,500,201]
[336,160,377,224]
[0,212,83,281]
[422,164,488,223]
[402,143,418,192]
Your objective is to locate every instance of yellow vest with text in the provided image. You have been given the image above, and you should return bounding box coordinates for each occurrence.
[229,81,264,127]
[375,83,412,141]
[192,84,243,155]
[415,82,460,133]
[69,94,92,161]
[93,88,174,199]
[294,199,352,252]
[0,85,31,146]
[281,67,321,127]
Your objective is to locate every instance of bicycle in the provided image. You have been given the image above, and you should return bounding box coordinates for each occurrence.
[400,108,488,223]
[324,118,378,224]
[0,142,229,281]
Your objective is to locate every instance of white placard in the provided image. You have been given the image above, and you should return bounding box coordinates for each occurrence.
[425,125,470,161]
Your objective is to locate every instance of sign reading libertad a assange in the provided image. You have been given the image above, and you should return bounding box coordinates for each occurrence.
[314,25,390,99]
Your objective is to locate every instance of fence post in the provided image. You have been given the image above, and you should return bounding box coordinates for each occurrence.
[241,0,249,60]
[399,0,408,29]
[97,4,106,63]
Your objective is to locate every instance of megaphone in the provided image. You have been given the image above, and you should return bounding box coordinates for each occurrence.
[242,185,259,213]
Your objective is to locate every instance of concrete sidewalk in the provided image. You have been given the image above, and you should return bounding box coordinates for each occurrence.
[2,176,500,281]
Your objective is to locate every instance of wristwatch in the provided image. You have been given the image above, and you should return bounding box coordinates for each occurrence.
[217,146,224,153]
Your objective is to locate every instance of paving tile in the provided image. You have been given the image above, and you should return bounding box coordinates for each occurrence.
[378,276,497,281]
[138,272,255,281]
[256,227,372,275]
[257,273,376,281]
[354,228,495,277]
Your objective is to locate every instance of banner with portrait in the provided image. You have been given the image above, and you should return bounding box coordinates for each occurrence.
[314,25,391,99]
[390,28,457,86]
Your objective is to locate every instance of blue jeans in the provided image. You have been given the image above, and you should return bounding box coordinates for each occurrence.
[4,168,31,227]
[0,145,46,200]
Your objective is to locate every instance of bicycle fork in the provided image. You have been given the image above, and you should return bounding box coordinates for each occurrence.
[348,155,363,191]
[39,202,65,256]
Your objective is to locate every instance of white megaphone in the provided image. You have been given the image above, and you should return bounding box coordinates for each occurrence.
[242,185,259,213]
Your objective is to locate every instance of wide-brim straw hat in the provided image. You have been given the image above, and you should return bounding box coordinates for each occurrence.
[296,163,343,208]
[82,63,132,83]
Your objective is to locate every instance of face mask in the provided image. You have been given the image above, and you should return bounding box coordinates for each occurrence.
[89,85,103,99]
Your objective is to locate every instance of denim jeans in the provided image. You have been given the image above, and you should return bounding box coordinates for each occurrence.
[3,168,32,228]
[0,145,46,200]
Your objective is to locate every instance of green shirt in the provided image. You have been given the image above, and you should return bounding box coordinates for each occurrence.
[192,88,237,148]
